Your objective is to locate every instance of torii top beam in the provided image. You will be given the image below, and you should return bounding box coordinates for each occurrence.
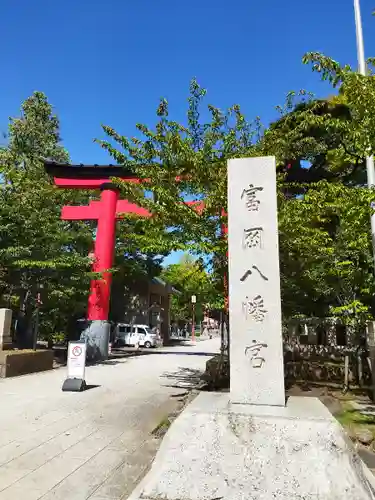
[45,161,203,218]
[44,161,141,189]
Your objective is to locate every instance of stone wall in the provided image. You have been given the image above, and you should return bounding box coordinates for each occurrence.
[284,357,354,385]
[283,344,370,385]
[282,317,368,385]
[202,349,370,388]
[0,350,53,378]
[284,344,357,361]
[202,316,369,388]
[284,317,360,347]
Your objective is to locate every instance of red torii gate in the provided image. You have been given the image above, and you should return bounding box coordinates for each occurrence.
[45,162,209,360]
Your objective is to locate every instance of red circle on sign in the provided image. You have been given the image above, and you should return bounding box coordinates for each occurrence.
[72,346,82,357]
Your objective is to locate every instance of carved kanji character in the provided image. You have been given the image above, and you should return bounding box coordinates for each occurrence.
[240,266,269,282]
[244,340,268,368]
[243,227,263,249]
[241,184,264,211]
[242,294,267,322]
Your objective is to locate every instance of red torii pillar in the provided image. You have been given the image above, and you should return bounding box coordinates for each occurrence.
[62,195,150,322]
[64,193,151,359]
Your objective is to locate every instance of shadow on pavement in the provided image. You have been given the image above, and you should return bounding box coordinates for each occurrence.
[138,350,217,357]
[53,344,218,369]
[171,391,190,398]
[111,349,217,358]
[84,384,101,391]
[92,359,125,366]
[161,366,205,390]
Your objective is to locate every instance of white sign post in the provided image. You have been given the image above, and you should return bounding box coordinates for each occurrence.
[62,340,87,392]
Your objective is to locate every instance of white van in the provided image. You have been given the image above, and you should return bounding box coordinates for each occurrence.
[115,324,161,348]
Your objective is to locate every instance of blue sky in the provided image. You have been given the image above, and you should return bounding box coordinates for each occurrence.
[1,0,374,265]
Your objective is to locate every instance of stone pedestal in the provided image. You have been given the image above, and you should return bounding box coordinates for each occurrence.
[0,308,12,349]
[128,393,375,500]
[80,320,110,361]
[227,157,285,405]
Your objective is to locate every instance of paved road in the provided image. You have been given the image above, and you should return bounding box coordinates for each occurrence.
[0,338,220,500]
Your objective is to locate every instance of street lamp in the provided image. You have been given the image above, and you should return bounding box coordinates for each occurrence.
[353,0,375,263]
[191,295,196,342]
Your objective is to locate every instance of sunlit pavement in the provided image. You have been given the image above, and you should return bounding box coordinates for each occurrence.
[0,338,220,500]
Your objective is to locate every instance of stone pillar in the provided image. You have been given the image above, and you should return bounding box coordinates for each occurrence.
[326,317,337,346]
[0,309,12,350]
[306,322,317,345]
[227,156,285,406]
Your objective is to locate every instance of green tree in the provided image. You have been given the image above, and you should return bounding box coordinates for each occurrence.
[96,79,262,309]
[96,60,375,328]
[256,51,375,323]
[110,232,165,323]
[279,181,375,321]
[261,93,365,187]
[0,92,92,344]
[160,253,219,323]
[0,92,181,345]
[261,53,375,190]
[301,51,375,163]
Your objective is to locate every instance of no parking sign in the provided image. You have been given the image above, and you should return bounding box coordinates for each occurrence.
[67,340,86,380]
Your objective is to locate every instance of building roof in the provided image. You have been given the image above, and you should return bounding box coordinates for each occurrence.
[151,277,181,295]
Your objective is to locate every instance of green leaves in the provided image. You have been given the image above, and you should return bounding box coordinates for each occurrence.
[97,79,261,268]
[302,52,352,87]
[302,52,375,160]
[160,254,220,322]
[279,181,375,318]
[97,72,375,322]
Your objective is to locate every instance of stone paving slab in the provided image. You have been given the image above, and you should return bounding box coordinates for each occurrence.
[40,447,129,500]
[0,339,219,500]
[0,465,34,491]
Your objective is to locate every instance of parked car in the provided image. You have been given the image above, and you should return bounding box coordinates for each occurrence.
[114,323,161,348]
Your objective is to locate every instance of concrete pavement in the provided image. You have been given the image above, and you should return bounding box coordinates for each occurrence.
[0,338,220,500]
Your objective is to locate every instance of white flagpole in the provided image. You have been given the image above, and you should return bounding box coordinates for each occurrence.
[353,0,375,261]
